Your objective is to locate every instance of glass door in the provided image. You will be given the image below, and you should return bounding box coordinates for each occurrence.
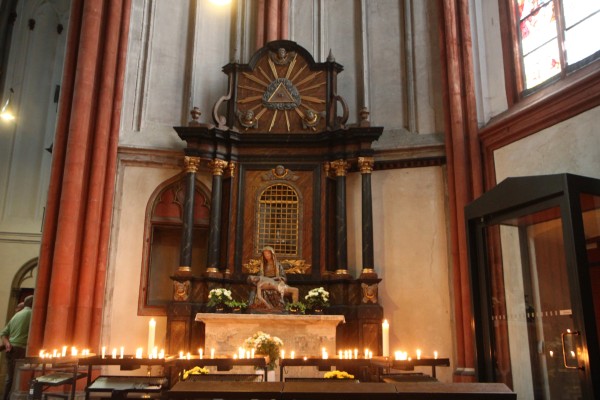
[486,206,583,400]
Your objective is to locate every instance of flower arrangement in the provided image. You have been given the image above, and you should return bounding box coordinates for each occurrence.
[183,366,209,380]
[324,370,355,380]
[285,301,306,314]
[243,331,283,370]
[304,287,330,310]
[207,288,233,308]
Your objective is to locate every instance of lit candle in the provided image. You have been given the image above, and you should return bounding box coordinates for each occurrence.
[158,349,164,359]
[199,349,203,359]
[179,351,184,359]
[233,354,238,359]
[364,348,369,358]
[382,319,390,357]
[549,350,554,358]
[120,346,124,359]
[291,351,295,359]
[281,350,285,360]
[148,319,156,357]
[354,349,358,359]
[186,352,191,360]
[62,346,67,357]
[136,348,143,359]
[338,350,343,359]
[434,351,438,359]
[112,348,117,359]
[251,349,255,358]
[101,346,106,359]
[416,349,421,360]
[39,350,45,358]
[71,347,78,356]
[246,350,250,359]
[210,348,215,359]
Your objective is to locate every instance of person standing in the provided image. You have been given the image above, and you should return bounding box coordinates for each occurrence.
[1,295,33,400]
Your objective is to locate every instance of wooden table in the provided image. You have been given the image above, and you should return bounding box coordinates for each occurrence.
[168,381,283,399]
[279,357,372,381]
[394,382,516,399]
[281,381,397,400]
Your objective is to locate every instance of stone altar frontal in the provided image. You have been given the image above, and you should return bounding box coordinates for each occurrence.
[195,313,345,356]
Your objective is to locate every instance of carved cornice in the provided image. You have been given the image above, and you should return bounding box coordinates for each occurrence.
[183,156,201,173]
[208,159,229,176]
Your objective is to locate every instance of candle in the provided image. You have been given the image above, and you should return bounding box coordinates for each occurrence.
[354,349,358,359]
[199,349,203,359]
[112,348,117,359]
[251,349,255,358]
[136,348,143,359]
[179,351,184,359]
[62,346,67,357]
[382,319,390,357]
[210,348,215,359]
[434,351,438,359]
[364,348,369,358]
[186,352,191,360]
[120,346,124,359]
[291,351,295,359]
[148,319,156,357]
[158,349,164,359]
[71,347,78,356]
[39,350,45,358]
[281,350,285,360]
[416,349,421,360]
[246,350,250,359]
[101,346,106,359]
[338,350,343,359]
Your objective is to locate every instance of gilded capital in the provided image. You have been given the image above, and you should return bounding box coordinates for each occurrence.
[208,159,229,176]
[183,156,201,174]
[358,157,374,174]
[228,162,236,178]
[330,159,349,177]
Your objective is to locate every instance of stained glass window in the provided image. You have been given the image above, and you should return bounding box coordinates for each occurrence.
[515,0,600,90]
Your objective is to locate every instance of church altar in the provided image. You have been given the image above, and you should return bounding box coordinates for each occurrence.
[195,313,345,380]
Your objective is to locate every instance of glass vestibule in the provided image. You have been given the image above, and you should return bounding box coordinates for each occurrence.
[466,174,600,400]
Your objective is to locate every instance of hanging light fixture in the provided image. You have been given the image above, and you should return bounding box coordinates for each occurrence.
[0,88,15,121]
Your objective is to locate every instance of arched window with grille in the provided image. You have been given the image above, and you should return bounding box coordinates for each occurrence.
[255,183,301,257]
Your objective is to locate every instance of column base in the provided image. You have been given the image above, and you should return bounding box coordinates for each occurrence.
[204,267,223,278]
[359,268,378,279]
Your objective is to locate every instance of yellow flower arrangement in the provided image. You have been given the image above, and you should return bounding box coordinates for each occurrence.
[323,370,354,380]
[183,366,210,380]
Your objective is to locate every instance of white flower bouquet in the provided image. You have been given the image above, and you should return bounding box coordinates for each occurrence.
[304,287,330,310]
[243,331,283,370]
[207,288,233,308]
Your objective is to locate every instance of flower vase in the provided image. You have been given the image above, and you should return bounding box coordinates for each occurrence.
[215,305,225,313]
[267,370,276,382]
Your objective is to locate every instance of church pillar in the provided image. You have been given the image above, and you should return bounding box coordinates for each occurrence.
[330,160,350,277]
[206,159,229,276]
[255,0,290,48]
[439,0,481,382]
[29,0,132,353]
[358,157,377,279]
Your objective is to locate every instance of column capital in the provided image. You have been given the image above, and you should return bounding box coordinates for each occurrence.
[183,156,201,174]
[330,159,349,177]
[358,157,374,174]
[228,161,236,178]
[208,159,229,176]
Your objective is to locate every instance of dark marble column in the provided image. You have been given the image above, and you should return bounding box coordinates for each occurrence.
[330,160,350,276]
[173,156,200,302]
[206,159,229,276]
[180,156,200,270]
[358,157,377,279]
